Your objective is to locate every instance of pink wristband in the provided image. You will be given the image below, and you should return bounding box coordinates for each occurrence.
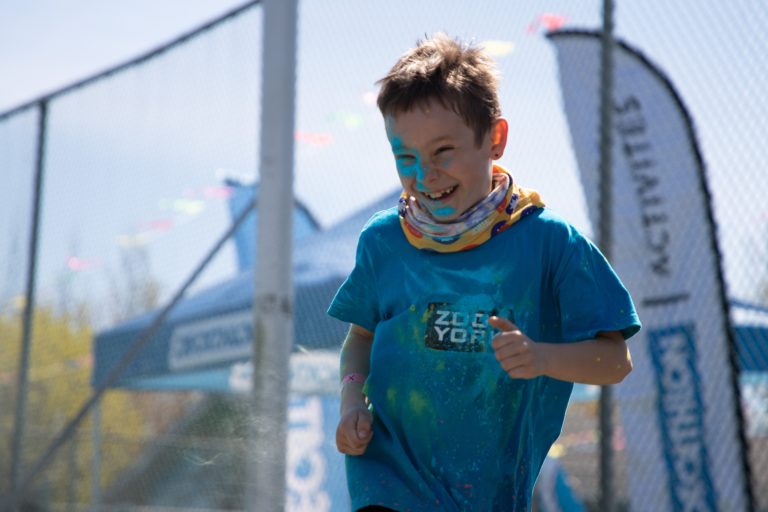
[340,373,366,390]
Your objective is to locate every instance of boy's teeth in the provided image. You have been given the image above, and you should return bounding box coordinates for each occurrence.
[425,186,455,199]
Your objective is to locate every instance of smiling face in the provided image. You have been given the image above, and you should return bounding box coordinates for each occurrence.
[386,98,508,222]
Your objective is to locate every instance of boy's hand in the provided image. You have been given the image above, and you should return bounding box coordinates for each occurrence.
[489,316,547,379]
[336,405,373,455]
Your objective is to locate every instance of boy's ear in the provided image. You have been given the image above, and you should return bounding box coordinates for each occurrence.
[490,118,509,160]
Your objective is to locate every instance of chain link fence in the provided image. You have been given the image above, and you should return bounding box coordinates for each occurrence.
[0,0,765,510]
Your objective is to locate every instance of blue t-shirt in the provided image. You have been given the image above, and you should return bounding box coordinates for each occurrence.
[328,207,640,512]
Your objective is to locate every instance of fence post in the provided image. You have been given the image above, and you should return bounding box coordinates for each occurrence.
[90,402,102,511]
[247,0,298,510]
[598,1,616,511]
[10,99,47,495]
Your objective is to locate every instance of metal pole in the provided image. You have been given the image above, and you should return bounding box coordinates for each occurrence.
[247,0,298,510]
[10,100,47,493]
[598,1,616,511]
[90,402,102,511]
[67,430,77,512]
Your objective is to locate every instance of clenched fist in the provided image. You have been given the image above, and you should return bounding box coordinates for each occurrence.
[488,316,547,380]
[336,405,373,455]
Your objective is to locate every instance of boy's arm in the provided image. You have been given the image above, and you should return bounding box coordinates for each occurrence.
[339,323,374,412]
[336,324,374,455]
[488,316,632,385]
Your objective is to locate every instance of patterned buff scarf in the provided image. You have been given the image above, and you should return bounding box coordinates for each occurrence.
[398,165,545,253]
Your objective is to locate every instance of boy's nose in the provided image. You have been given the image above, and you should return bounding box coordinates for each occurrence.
[416,163,439,184]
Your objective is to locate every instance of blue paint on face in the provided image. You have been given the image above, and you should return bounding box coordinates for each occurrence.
[388,117,461,219]
[390,134,436,189]
[390,135,421,178]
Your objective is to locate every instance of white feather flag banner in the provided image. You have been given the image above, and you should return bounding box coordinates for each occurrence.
[548,30,753,512]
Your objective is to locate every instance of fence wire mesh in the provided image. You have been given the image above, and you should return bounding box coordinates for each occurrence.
[0,1,766,510]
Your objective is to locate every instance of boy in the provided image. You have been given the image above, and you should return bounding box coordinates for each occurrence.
[328,33,640,512]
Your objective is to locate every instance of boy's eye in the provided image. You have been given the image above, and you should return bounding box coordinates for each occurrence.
[433,146,454,167]
[396,155,416,166]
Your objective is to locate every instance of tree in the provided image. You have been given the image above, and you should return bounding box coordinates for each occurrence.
[0,306,148,506]
[106,245,162,324]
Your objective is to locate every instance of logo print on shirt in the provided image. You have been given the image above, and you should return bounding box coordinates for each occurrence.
[424,303,493,352]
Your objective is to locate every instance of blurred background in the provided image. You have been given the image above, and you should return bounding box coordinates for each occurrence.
[0,1,766,510]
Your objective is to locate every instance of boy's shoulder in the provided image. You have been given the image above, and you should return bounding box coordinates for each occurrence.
[360,206,401,234]
[359,206,419,255]
[517,207,583,239]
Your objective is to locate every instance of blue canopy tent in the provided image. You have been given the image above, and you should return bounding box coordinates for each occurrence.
[92,186,401,392]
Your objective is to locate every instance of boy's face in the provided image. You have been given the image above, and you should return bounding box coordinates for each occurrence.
[385,98,508,222]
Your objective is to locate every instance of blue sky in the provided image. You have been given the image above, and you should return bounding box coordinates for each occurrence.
[1,0,766,325]
[0,0,245,112]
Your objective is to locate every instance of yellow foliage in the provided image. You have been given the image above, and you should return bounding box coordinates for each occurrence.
[0,307,150,504]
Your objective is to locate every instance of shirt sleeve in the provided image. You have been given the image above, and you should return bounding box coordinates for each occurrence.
[326,226,381,333]
[553,223,641,342]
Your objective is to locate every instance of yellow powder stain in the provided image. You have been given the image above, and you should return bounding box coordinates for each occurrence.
[409,391,429,416]
[387,387,398,407]
[435,360,446,372]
